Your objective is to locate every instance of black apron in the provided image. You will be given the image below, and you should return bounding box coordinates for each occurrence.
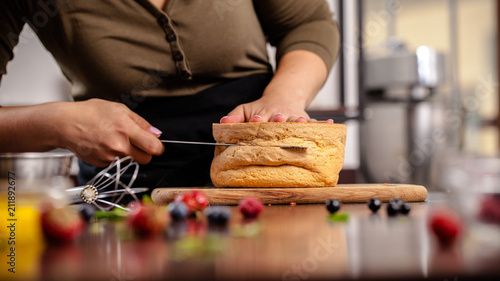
[77,73,273,188]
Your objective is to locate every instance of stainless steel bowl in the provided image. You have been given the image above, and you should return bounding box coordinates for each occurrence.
[0,149,74,179]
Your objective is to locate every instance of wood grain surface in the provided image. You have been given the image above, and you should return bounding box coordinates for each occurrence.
[151,183,428,205]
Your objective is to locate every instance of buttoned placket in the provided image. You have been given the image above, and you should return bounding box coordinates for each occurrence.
[136,0,192,80]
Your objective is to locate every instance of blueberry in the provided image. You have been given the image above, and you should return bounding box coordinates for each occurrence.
[387,202,401,216]
[168,202,189,220]
[400,203,411,215]
[325,199,341,214]
[78,204,96,222]
[205,206,231,225]
[367,197,381,213]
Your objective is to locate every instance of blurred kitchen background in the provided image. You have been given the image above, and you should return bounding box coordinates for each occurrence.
[0,0,498,191]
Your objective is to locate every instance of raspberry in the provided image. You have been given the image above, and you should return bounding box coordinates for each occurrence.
[239,197,264,218]
[174,190,209,213]
[429,209,462,248]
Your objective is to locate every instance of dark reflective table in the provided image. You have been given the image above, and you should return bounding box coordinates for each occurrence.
[4,193,500,281]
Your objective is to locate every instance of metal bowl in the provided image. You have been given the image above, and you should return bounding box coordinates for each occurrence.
[0,149,74,179]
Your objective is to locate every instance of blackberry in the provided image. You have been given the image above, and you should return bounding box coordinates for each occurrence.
[325,199,341,214]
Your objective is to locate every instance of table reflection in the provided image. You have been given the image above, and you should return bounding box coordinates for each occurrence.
[1,199,499,281]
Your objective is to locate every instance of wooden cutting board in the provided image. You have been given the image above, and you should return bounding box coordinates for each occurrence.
[151,184,428,206]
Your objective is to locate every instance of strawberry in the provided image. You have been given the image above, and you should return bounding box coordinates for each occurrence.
[174,190,209,213]
[41,205,85,243]
[127,202,168,237]
[429,209,463,248]
[239,197,264,218]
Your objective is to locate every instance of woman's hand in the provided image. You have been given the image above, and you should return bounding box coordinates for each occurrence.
[0,99,164,167]
[53,99,164,167]
[220,93,313,123]
[221,50,333,124]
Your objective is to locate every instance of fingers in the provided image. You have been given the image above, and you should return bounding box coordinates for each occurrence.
[127,111,164,156]
[295,116,307,123]
[249,115,264,122]
[270,113,286,122]
[128,145,153,165]
[117,113,163,165]
[82,157,111,168]
[221,105,247,123]
[220,115,244,123]
[315,119,334,124]
[149,126,162,138]
[220,112,333,123]
[129,125,165,157]
[128,111,153,131]
[97,136,157,166]
[65,100,165,166]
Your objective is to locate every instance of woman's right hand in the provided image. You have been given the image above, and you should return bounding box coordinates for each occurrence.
[50,99,165,167]
[0,99,163,167]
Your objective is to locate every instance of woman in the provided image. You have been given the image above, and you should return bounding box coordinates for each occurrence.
[0,0,340,187]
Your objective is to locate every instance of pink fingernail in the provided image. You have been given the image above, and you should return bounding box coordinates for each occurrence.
[327,119,334,123]
[250,115,263,122]
[296,116,307,122]
[149,126,162,135]
[220,116,228,123]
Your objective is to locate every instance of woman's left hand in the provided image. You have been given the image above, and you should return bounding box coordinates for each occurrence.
[221,93,320,123]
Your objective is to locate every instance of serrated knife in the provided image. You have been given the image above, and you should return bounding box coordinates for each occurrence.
[161,140,309,149]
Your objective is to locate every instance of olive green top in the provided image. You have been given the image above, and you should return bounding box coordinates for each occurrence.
[0,0,339,101]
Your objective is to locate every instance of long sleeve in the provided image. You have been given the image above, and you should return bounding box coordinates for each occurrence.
[253,0,340,72]
[0,1,27,85]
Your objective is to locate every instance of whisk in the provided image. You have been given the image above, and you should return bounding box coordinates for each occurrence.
[66,156,146,211]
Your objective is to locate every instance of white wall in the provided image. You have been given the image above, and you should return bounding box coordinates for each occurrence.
[0,26,72,106]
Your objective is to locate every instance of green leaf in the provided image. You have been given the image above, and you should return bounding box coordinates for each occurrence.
[142,194,153,204]
[94,208,128,220]
[232,222,262,238]
[327,213,349,222]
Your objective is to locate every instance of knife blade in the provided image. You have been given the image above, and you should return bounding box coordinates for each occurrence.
[161,140,309,149]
